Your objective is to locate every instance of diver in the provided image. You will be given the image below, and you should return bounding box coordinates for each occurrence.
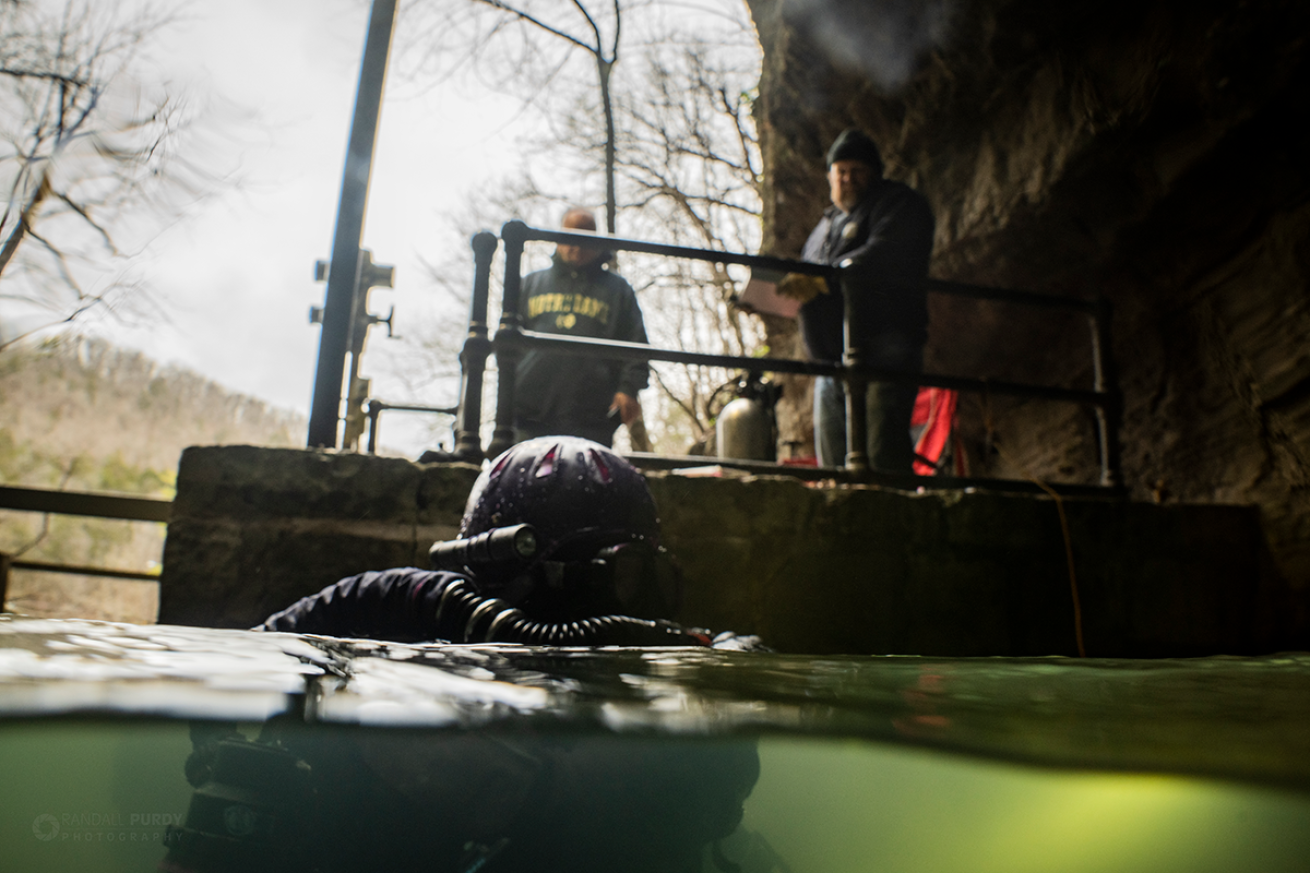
[164,718,763,873]
[162,437,765,873]
[256,435,759,649]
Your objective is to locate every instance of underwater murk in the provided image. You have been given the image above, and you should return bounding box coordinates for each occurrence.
[2,616,1309,873]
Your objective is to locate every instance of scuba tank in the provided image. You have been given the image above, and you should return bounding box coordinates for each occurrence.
[715,374,779,462]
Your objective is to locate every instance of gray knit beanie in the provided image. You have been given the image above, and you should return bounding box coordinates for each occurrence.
[826,129,883,175]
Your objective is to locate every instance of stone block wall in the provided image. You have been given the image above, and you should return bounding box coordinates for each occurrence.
[653,475,1295,656]
[158,446,1302,656]
[157,446,480,628]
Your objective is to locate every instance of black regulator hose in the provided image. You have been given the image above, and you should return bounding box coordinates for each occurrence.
[430,577,713,647]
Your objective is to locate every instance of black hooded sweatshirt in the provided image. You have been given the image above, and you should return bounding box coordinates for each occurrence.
[514,254,649,441]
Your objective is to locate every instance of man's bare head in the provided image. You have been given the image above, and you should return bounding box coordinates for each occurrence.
[557,208,600,266]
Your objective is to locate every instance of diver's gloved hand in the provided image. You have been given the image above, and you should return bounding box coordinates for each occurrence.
[709,631,770,652]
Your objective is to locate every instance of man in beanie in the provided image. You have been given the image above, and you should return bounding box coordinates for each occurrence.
[782,128,935,472]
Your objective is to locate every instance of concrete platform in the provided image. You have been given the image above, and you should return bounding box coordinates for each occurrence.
[158,446,1304,656]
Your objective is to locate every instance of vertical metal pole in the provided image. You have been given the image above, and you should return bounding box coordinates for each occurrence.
[841,268,869,475]
[487,220,528,459]
[307,0,398,448]
[1090,296,1123,488]
[0,551,10,613]
[366,400,382,455]
[454,231,499,460]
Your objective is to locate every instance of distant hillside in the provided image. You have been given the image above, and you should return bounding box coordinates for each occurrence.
[1,335,304,486]
[0,335,307,621]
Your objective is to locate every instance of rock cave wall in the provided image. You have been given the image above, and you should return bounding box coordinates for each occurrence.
[743,0,1310,595]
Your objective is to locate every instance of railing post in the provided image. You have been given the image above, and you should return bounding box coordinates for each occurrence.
[1090,295,1123,488]
[487,220,528,459]
[366,400,383,455]
[454,231,499,460]
[841,268,869,475]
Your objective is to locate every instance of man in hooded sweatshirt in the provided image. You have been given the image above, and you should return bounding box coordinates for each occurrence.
[513,207,649,448]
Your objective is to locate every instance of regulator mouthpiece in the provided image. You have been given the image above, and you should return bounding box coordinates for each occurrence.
[429,523,539,571]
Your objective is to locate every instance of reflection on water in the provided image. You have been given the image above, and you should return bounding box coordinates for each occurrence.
[2,720,1309,873]
[2,617,1310,872]
[164,720,759,873]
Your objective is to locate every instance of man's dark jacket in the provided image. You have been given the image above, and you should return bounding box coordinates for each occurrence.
[515,254,649,441]
[799,178,934,365]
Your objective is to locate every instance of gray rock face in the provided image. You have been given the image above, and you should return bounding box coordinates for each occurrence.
[743,0,1310,595]
[158,446,1301,656]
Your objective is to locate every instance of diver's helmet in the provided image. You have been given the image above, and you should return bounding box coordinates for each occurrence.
[433,437,679,622]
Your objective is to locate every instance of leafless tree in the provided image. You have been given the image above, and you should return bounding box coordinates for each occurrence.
[558,30,767,449]
[0,0,196,348]
[402,0,624,233]
[395,3,771,452]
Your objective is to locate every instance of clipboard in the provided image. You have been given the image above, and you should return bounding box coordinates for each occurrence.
[734,267,801,318]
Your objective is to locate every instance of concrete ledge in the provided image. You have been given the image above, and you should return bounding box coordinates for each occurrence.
[649,475,1295,656]
[158,446,1301,655]
[158,446,480,628]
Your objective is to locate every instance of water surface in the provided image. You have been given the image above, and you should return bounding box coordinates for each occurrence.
[2,616,1308,872]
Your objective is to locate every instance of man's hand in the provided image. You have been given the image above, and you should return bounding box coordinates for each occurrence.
[775,273,827,303]
[610,392,642,426]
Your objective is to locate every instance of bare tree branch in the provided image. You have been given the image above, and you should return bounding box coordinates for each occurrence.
[1,0,205,335]
[0,67,91,88]
[397,2,765,451]
[473,0,597,54]
[410,0,623,232]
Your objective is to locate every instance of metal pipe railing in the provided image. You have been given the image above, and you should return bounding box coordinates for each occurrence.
[1089,296,1122,488]
[452,220,1123,488]
[452,230,499,459]
[365,400,459,455]
[522,224,834,278]
[502,331,1110,405]
[0,486,173,610]
[842,272,870,474]
[926,278,1099,313]
[6,559,160,582]
[0,485,172,522]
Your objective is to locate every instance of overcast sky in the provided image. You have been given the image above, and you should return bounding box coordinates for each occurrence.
[6,0,762,457]
[67,0,526,455]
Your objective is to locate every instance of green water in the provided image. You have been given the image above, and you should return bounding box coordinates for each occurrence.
[4,618,1310,871]
[1,720,193,873]
[2,719,1308,873]
[743,738,1310,873]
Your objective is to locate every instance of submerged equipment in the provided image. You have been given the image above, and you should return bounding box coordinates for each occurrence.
[165,716,759,873]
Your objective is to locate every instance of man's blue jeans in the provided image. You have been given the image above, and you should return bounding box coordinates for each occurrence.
[814,342,922,472]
